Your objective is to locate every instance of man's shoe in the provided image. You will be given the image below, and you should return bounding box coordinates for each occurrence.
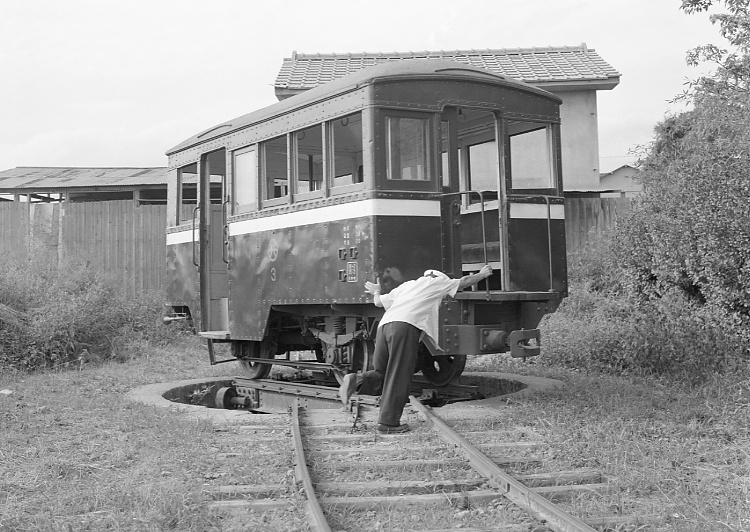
[339,373,357,406]
[376,423,410,434]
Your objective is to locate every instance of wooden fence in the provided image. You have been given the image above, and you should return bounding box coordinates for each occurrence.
[564,196,631,254]
[0,197,629,295]
[0,200,166,295]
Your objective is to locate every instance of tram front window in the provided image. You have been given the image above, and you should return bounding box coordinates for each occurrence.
[467,140,498,201]
[386,116,431,181]
[509,124,553,190]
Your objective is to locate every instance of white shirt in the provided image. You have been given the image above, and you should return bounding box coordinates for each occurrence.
[378,270,460,353]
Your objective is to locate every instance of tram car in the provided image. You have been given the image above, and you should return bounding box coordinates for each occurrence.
[164,59,568,387]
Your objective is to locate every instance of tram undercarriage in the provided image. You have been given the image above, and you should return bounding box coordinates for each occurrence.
[205,308,471,388]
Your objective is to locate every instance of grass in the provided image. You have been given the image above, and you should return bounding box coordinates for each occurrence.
[0,338,236,532]
[0,336,748,531]
[467,356,750,531]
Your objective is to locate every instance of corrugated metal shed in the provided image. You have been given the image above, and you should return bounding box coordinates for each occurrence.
[0,167,167,192]
[274,43,620,97]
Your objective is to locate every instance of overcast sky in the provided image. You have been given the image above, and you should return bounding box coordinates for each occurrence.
[0,0,728,173]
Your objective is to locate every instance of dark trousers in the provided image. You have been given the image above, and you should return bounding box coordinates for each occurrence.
[359,321,420,426]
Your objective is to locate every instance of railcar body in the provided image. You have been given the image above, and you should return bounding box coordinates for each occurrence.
[164,59,568,386]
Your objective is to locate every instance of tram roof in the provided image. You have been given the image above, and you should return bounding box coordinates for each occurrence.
[167,59,558,156]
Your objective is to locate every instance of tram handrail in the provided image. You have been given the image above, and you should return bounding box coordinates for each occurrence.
[435,190,490,299]
[191,206,200,268]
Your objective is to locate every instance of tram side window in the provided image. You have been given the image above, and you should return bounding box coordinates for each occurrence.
[262,135,289,201]
[294,124,323,194]
[386,116,431,181]
[233,146,257,213]
[509,125,553,190]
[441,121,451,189]
[177,164,197,223]
[331,112,363,187]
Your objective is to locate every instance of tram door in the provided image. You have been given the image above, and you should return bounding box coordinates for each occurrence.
[198,149,229,334]
[439,108,462,278]
[441,107,506,289]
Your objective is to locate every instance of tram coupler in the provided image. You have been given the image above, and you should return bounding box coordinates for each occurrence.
[162,313,188,325]
[509,329,541,358]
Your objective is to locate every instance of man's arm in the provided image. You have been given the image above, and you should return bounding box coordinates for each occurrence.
[458,264,493,289]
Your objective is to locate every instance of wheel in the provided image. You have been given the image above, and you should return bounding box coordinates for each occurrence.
[215,386,239,409]
[233,340,273,379]
[332,338,374,384]
[419,346,466,387]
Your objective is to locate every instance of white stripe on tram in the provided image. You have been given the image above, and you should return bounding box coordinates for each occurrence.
[229,198,439,237]
[166,199,440,245]
[167,230,195,245]
[509,203,565,220]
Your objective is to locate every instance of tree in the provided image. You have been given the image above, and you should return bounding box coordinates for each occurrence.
[614,1,750,337]
[681,0,750,94]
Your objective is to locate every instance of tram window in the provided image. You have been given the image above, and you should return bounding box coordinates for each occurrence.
[441,121,450,188]
[233,146,257,213]
[509,126,553,189]
[331,113,363,188]
[209,174,223,205]
[294,124,323,194]
[386,116,431,181]
[177,164,197,224]
[262,135,289,201]
[440,120,462,190]
[467,140,498,202]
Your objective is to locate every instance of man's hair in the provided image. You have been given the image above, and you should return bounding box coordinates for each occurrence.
[380,266,405,294]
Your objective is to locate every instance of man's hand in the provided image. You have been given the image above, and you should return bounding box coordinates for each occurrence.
[458,264,493,289]
[364,279,381,296]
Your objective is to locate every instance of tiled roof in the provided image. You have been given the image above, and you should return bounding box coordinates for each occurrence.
[0,167,167,191]
[275,44,620,91]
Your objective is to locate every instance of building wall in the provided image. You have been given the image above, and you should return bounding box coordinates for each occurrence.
[554,89,600,191]
[600,165,641,196]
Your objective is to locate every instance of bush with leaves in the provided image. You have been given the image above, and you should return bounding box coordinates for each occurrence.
[541,284,746,382]
[618,99,750,317]
[0,244,187,371]
[598,1,750,363]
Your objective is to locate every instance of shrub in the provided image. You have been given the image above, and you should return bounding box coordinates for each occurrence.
[566,229,622,294]
[541,284,747,383]
[0,244,186,371]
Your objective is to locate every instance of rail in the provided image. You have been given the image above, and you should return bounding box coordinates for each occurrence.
[409,395,598,532]
[206,384,648,530]
[291,400,331,532]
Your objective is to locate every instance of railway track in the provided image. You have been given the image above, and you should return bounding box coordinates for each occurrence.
[203,396,651,531]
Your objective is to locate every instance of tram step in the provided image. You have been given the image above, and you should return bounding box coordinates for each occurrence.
[199,330,230,340]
